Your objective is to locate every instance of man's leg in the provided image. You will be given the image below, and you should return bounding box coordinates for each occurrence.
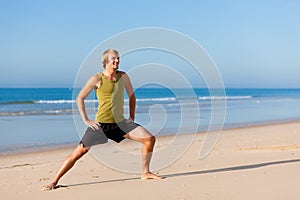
[41,144,89,190]
[124,126,163,179]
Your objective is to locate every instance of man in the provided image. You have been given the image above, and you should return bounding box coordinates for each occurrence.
[41,49,162,191]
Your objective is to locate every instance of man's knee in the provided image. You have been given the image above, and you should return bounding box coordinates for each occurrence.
[145,135,156,145]
[70,146,89,160]
[79,146,89,156]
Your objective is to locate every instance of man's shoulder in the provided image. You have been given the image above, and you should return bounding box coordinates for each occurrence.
[92,73,101,79]
[118,71,127,78]
[87,73,101,84]
[118,70,126,75]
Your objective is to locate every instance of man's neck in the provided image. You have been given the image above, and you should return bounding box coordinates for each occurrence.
[103,68,117,80]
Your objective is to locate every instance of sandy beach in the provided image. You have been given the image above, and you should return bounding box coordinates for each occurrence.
[1,121,300,200]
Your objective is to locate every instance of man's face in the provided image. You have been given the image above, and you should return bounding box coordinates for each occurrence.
[106,52,120,70]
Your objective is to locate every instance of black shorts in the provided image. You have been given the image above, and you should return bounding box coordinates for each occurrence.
[80,120,140,147]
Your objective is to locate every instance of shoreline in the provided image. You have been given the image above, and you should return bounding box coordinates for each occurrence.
[1,118,300,157]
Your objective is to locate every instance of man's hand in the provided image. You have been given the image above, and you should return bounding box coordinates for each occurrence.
[85,119,101,130]
[126,117,134,122]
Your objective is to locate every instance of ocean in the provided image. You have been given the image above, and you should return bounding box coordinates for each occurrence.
[1,88,300,155]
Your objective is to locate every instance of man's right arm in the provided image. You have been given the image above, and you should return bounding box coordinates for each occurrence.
[76,74,100,130]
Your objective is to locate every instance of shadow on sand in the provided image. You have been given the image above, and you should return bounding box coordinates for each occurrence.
[58,158,300,189]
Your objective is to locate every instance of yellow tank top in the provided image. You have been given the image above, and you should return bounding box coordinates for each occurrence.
[95,71,125,123]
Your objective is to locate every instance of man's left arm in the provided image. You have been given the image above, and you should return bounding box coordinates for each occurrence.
[122,72,136,121]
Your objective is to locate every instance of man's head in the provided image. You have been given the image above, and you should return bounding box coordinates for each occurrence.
[102,49,120,70]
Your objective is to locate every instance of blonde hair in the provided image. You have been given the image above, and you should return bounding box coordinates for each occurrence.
[102,49,119,68]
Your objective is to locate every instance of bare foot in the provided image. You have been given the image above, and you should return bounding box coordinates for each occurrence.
[141,172,164,180]
[41,182,57,191]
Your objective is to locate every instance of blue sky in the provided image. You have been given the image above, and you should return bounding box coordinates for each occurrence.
[0,0,299,88]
